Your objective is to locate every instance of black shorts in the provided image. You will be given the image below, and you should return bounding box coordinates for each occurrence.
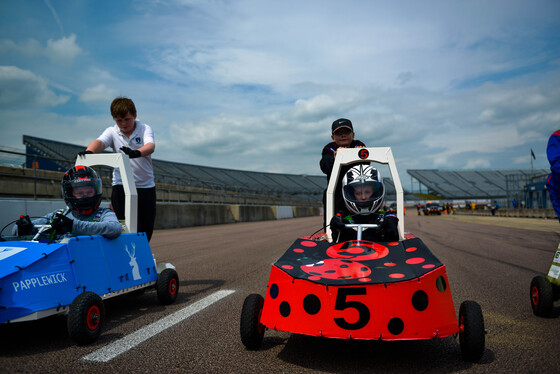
[111,185,156,242]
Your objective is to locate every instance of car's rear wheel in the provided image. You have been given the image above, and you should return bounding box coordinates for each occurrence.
[240,294,265,350]
[157,268,179,305]
[530,275,553,317]
[458,300,485,362]
[67,292,105,345]
[553,283,560,302]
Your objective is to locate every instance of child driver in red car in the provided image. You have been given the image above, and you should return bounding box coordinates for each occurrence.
[329,164,399,243]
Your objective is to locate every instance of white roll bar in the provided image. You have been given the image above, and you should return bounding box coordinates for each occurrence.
[75,153,138,233]
[325,147,405,242]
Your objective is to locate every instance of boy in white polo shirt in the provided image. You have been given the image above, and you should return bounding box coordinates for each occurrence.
[79,97,156,241]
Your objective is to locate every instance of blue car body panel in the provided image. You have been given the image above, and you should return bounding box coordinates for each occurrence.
[1,241,74,323]
[0,233,157,324]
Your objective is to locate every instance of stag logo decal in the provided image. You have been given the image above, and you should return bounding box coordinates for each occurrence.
[125,242,141,280]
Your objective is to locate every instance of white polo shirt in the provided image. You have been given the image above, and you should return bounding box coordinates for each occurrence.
[97,120,156,188]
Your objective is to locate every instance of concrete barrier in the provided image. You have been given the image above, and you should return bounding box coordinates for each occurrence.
[0,199,321,232]
[273,206,294,219]
[454,208,557,219]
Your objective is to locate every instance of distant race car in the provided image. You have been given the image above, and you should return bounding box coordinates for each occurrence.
[530,243,560,318]
[240,147,486,362]
[424,203,443,215]
[0,154,179,345]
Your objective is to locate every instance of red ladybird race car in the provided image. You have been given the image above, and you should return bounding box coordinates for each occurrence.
[240,147,486,362]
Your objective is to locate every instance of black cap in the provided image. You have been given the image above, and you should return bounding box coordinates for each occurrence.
[332,118,353,134]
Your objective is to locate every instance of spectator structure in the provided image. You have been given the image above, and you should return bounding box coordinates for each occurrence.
[408,169,549,208]
[21,135,328,204]
[17,136,547,206]
[20,135,430,206]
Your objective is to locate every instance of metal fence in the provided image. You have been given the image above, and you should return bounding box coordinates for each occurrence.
[505,172,549,209]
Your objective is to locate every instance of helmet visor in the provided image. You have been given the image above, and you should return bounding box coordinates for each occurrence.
[64,178,102,199]
[344,181,384,205]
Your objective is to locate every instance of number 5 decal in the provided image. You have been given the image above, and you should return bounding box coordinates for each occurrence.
[334,287,370,330]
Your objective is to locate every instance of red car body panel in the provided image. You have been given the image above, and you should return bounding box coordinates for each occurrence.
[260,237,459,340]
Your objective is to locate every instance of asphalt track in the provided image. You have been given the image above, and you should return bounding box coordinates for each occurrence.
[2,214,560,373]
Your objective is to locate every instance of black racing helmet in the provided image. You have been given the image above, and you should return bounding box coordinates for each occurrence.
[61,165,103,216]
[342,165,385,215]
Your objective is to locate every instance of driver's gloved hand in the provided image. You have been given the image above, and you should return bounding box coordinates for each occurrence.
[16,215,33,236]
[51,213,73,235]
[381,215,399,241]
[120,146,142,159]
[77,150,93,157]
[329,214,346,232]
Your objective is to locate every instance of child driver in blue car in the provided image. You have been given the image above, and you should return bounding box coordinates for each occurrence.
[14,165,121,240]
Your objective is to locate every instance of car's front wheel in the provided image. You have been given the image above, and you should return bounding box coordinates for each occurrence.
[157,268,179,305]
[240,294,265,350]
[530,275,553,317]
[458,300,485,362]
[67,292,105,345]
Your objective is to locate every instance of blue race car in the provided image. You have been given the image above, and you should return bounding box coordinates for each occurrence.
[0,154,178,345]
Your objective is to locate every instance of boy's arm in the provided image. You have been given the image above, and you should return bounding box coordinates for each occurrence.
[320,146,335,176]
[86,139,106,153]
[137,142,155,157]
[354,140,366,147]
[86,127,114,153]
[141,125,155,156]
[547,131,560,174]
[72,210,122,239]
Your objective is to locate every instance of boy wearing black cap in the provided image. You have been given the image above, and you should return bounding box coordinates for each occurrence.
[320,118,366,229]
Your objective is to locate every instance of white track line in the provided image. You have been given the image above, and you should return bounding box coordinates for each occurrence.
[82,289,236,362]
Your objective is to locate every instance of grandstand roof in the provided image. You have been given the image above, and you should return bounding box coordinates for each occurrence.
[407,168,549,199]
[22,135,328,199]
[23,136,548,202]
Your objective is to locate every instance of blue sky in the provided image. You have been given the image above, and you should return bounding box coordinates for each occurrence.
[0,0,558,187]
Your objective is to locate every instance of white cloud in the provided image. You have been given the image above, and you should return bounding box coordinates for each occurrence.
[0,38,44,58]
[45,34,83,65]
[0,66,69,107]
[79,84,118,103]
[136,0,559,92]
[0,35,82,66]
[291,93,365,122]
[465,158,491,169]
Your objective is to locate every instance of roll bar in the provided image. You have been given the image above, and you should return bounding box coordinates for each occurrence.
[75,153,138,233]
[325,147,405,242]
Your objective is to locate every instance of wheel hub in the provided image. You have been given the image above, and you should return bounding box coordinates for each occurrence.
[87,306,101,330]
[531,286,539,305]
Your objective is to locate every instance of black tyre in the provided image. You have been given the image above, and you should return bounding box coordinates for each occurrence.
[240,294,265,350]
[553,283,560,302]
[530,275,553,317]
[458,300,485,362]
[67,292,105,345]
[157,268,179,305]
